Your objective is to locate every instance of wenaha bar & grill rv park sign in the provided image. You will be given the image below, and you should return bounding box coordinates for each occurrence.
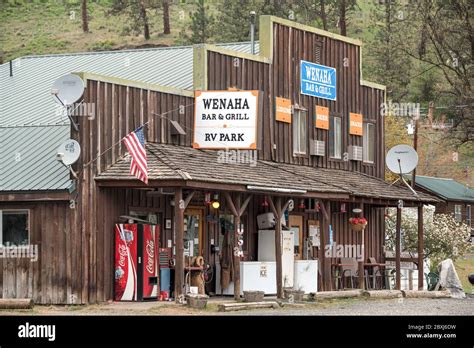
[193,90,259,149]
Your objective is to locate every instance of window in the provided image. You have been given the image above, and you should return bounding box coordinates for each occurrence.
[293,109,307,155]
[454,205,462,222]
[363,123,375,163]
[0,210,29,246]
[329,116,342,159]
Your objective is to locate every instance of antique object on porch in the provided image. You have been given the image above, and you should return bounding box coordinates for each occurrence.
[349,217,367,231]
[190,271,205,294]
[186,294,208,309]
[243,290,264,302]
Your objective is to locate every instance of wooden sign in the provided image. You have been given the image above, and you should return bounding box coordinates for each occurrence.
[349,112,363,136]
[275,97,292,123]
[193,90,259,149]
[315,105,329,130]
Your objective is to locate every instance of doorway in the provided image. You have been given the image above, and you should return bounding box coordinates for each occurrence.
[184,208,204,257]
[289,215,304,260]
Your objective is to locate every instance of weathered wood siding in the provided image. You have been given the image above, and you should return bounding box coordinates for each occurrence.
[0,201,83,304]
[207,23,385,178]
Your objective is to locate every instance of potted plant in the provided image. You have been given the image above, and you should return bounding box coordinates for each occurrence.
[349,217,367,231]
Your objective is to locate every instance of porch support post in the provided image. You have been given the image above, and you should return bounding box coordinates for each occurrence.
[417,205,424,290]
[224,192,252,300]
[319,201,332,291]
[233,195,241,300]
[174,187,185,302]
[268,196,283,298]
[395,206,402,290]
[358,203,365,290]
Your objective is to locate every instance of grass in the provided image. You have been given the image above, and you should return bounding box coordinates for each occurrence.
[0,0,193,61]
[454,253,474,294]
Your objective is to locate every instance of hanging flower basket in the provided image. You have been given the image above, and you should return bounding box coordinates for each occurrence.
[349,217,367,231]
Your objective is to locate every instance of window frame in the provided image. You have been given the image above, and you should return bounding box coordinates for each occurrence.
[293,109,308,156]
[0,209,31,246]
[454,204,462,222]
[329,115,342,159]
[363,122,375,163]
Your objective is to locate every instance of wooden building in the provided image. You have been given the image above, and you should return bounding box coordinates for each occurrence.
[412,175,473,241]
[0,16,437,304]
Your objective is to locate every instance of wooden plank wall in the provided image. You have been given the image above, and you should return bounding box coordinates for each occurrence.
[0,201,82,304]
[207,23,385,178]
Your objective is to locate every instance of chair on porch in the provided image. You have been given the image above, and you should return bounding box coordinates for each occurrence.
[365,257,392,290]
[338,257,360,289]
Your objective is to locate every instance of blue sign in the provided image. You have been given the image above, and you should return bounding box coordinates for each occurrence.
[300,60,337,101]
[329,224,333,246]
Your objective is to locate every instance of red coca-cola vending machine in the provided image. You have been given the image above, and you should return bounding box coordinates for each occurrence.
[114,224,159,301]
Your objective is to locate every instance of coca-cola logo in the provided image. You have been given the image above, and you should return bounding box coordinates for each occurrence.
[145,239,154,274]
[118,244,127,267]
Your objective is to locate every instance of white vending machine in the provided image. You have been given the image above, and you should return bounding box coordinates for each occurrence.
[258,229,294,288]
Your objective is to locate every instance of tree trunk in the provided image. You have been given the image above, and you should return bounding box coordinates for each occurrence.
[339,0,347,36]
[81,0,89,33]
[320,0,328,31]
[139,1,150,40]
[163,0,171,34]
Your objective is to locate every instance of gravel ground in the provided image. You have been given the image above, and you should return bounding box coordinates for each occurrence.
[225,297,474,316]
[1,296,473,316]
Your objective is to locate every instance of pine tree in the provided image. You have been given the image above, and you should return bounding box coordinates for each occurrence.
[110,0,157,40]
[366,0,413,102]
[162,0,170,34]
[81,0,89,33]
[187,0,214,44]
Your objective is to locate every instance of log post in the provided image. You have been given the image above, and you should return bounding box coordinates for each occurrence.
[417,205,424,290]
[233,195,241,300]
[358,203,365,290]
[395,206,402,290]
[223,192,252,300]
[268,196,283,298]
[319,201,332,290]
[174,187,185,302]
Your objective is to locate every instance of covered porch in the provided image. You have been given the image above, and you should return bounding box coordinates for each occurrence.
[95,143,438,301]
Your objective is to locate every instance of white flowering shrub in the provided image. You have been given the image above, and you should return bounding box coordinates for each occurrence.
[385,205,471,269]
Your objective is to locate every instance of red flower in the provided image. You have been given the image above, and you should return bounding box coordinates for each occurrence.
[360,218,367,224]
[352,218,359,224]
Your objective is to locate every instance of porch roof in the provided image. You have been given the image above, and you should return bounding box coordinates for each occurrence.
[96,143,439,204]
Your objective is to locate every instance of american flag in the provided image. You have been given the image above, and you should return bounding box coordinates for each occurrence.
[122,127,148,184]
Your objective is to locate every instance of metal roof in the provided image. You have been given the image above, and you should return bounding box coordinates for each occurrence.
[0,124,72,191]
[0,42,259,192]
[0,42,259,127]
[413,175,474,203]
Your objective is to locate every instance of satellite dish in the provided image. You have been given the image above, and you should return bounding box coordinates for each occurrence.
[56,139,81,166]
[386,144,418,174]
[51,74,84,106]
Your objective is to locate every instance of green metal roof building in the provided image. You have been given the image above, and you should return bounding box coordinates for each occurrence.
[413,175,473,239]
